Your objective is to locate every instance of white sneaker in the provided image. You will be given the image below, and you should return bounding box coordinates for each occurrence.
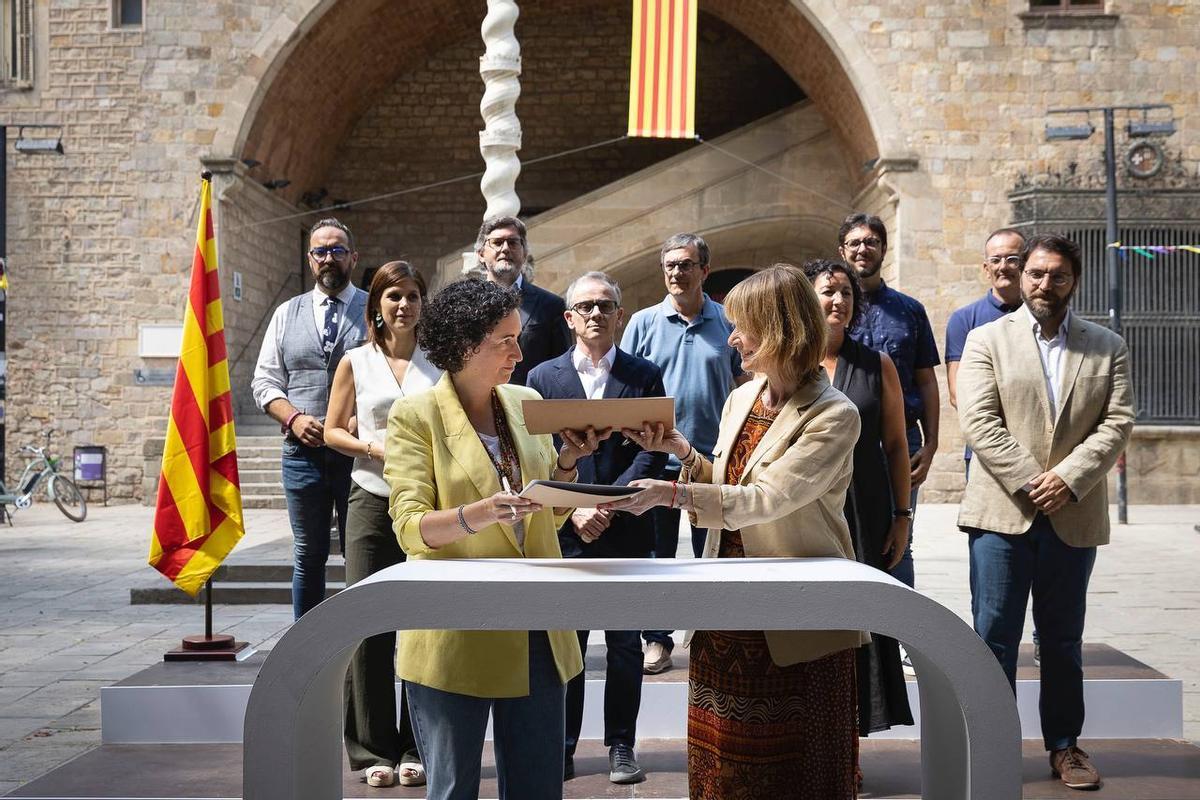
[643,641,673,674]
[900,645,916,677]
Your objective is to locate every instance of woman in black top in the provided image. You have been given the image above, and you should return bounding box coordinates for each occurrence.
[804,259,914,745]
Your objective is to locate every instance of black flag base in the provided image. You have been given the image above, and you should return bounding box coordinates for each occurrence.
[163,578,252,661]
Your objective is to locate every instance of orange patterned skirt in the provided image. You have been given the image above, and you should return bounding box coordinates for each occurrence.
[687,629,858,799]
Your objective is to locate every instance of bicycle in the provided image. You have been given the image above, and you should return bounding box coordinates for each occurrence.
[0,430,87,524]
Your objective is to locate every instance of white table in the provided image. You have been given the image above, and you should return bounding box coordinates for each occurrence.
[243,557,1021,799]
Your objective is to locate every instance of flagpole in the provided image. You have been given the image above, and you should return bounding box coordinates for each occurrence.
[160,170,250,662]
[205,578,214,639]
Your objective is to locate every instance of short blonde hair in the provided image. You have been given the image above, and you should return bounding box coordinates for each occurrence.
[723,263,827,385]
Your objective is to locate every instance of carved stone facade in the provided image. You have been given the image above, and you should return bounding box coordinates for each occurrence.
[1,0,1196,504]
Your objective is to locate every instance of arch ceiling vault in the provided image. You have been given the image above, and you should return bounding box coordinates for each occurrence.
[227,0,903,205]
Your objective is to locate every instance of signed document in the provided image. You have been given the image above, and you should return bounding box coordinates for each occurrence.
[521,397,675,435]
[520,480,645,509]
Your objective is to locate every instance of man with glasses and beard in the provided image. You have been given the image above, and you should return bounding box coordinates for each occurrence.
[837,213,940,598]
[957,234,1134,791]
[474,215,571,385]
[252,218,368,619]
[527,271,667,786]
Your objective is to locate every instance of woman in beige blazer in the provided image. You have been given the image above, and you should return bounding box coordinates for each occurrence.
[604,264,866,799]
[385,278,602,800]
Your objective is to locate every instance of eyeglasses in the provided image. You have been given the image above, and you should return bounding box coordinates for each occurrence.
[663,259,701,273]
[485,237,524,251]
[986,255,1023,268]
[570,299,619,316]
[1022,269,1073,288]
[842,237,882,251]
[309,245,351,260]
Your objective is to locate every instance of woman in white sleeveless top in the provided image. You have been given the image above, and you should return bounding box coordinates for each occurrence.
[326,261,441,788]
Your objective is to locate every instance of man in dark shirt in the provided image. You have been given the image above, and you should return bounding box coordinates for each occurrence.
[839,212,940,591]
[475,215,571,385]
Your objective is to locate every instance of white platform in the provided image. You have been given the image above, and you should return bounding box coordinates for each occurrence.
[100,667,1183,744]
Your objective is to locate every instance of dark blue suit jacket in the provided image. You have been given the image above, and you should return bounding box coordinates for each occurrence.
[511,281,571,386]
[526,348,668,557]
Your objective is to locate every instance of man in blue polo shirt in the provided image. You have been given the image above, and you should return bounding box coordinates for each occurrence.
[945,227,1025,419]
[622,232,747,675]
[839,213,940,593]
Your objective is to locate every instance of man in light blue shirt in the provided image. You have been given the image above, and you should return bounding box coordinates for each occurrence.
[621,232,747,674]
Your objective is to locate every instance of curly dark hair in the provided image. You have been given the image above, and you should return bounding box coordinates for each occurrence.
[418,278,523,373]
[801,258,866,333]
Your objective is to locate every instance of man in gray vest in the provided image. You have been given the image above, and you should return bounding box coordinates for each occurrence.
[252,218,368,619]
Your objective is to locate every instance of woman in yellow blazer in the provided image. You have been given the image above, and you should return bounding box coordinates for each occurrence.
[603,264,867,799]
[384,278,602,800]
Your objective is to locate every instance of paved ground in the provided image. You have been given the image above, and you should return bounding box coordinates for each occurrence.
[1,501,1197,794]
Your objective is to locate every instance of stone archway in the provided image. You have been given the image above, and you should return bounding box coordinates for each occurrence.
[211,0,912,211]
[209,0,934,412]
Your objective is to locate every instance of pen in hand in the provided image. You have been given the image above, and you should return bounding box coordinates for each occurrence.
[501,476,519,521]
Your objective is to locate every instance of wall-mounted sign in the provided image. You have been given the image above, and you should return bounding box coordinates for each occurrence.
[138,324,184,358]
[134,368,176,386]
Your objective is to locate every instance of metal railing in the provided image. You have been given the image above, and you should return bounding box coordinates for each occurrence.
[1067,225,1200,424]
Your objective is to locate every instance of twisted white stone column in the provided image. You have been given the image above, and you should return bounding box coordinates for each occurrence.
[478,0,522,220]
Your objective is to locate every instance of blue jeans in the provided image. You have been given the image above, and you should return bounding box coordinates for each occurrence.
[969,514,1096,751]
[407,632,566,800]
[281,440,352,620]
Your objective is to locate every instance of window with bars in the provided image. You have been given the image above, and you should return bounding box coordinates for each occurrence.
[1,0,33,89]
[111,0,143,28]
[1062,226,1200,425]
[1029,0,1104,10]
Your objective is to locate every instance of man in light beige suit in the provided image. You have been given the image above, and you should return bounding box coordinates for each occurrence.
[957,233,1134,792]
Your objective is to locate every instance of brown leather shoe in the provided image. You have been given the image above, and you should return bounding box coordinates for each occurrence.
[1050,746,1101,790]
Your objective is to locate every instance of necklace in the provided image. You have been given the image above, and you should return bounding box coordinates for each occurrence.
[484,390,523,492]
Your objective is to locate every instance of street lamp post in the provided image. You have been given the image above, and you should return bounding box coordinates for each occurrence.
[0,124,65,482]
[1044,103,1175,525]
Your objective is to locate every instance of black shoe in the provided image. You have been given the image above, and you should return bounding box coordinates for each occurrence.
[608,743,646,784]
[563,753,574,781]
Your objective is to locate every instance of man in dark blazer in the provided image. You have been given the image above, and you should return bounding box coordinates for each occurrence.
[474,215,571,385]
[526,271,667,786]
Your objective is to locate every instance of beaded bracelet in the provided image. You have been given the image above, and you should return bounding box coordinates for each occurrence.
[456,504,478,535]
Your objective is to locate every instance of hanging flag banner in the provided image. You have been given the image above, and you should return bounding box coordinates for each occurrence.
[1107,242,1200,260]
[148,173,245,596]
[628,0,697,139]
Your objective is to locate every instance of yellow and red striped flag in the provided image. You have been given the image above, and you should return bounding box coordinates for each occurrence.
[149,173,245,596]
[627,0,697,139]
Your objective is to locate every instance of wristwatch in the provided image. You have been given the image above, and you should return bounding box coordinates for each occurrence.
[892,508,913,519]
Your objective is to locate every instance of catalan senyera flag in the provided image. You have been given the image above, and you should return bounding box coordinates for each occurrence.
[149,174,245,596]
[627,0,697,139]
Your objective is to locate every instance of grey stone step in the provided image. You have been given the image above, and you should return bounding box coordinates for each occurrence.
[242,495,287,509]
[236,456,286,470]
[237,468,282,483]
[129,581,346,605]
[239,481,286,492]
[211,562,346,583]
